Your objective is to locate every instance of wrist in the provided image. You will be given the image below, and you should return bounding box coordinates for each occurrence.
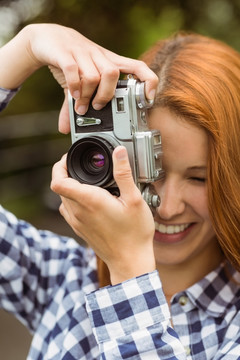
[0,25,42,89]
[108,249,156,285]
[19,25,43,70]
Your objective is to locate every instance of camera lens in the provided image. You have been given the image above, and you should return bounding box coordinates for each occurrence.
[82,148,107,175]
[88,152,105,169]
[67,136,115,187]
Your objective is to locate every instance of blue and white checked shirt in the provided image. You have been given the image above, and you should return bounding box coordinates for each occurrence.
[0,86,18,112]
[1,88,240,359]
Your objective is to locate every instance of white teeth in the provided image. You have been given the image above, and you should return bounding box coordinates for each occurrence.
[155,222,190,234]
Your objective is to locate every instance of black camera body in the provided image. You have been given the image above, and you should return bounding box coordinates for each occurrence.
[67,77,164,207]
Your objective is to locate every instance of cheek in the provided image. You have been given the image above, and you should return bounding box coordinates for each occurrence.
[188,186,210,220]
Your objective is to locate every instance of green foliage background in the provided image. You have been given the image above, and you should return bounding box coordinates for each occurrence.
[2,0,240,116]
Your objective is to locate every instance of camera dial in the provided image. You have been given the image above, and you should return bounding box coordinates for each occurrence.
[135,81,154,109]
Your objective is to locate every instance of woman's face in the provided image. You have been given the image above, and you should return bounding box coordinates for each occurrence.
[149,107,221,271]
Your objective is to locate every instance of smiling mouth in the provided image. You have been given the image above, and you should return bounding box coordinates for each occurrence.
[154,222,192,234]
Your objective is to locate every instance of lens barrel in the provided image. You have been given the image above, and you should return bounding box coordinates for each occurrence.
[67,136,114,187]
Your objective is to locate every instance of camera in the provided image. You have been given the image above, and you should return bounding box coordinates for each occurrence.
[67,77,164,208]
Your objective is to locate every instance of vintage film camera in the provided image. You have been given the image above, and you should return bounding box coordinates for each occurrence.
[67,77,164,208]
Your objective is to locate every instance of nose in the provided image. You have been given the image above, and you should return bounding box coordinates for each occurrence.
[154,178,186,220]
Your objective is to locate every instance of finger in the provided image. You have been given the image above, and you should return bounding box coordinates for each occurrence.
[103,50,158,101]
[51,154,74,197]
[59,198,76,225]
[51,154,100,202]
[112,146,140,203]
[73,53,101,114]
[51,55,99,115]
[58,90,71,134]
[59,201,70,223]
[57,55,82,100]
[89,48,120,109]
[59,200,84,238]
[75,48,120,112]
[51,154,68,180]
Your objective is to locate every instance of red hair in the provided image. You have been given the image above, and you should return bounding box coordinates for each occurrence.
[98,33,240,286]
[141,33,240,270]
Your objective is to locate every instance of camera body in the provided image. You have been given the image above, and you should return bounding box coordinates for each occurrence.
[67,77,164,207]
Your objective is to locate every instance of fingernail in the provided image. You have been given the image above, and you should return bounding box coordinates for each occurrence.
[73,90,80,99]
[148,89,156,101]
[93,103,104,111]
[77,105,87,115]
[116,147,127,160]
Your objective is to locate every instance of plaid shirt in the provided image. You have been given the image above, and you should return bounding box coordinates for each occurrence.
[0,87,19,112]
[1,88,240,359]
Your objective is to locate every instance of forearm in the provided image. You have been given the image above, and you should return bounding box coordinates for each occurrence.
[0,206,80,330]
[0,25,43,89]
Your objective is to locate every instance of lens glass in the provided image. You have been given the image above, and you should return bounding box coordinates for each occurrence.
[67,136,115,187]
[83,148,106,174]
[89,152,105,169]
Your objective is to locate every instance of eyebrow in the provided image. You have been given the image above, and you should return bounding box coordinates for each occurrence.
[185,166,207,175]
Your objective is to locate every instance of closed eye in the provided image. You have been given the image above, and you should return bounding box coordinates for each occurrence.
[189,177,206,183]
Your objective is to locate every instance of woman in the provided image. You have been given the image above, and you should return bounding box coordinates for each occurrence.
[52,32,240,358]
[1,24,240,359]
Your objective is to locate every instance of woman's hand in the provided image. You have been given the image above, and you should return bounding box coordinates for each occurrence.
[51,146,156,284]
[0,23,158,134]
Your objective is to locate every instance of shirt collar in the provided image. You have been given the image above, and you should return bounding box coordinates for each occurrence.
[175,261,240,318]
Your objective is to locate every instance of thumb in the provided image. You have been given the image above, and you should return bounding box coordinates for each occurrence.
[113,146,140,200]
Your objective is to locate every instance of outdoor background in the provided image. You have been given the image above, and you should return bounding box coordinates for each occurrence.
[1,0,240,358]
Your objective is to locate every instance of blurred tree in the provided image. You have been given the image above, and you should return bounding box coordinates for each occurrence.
[1,0,240,115]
